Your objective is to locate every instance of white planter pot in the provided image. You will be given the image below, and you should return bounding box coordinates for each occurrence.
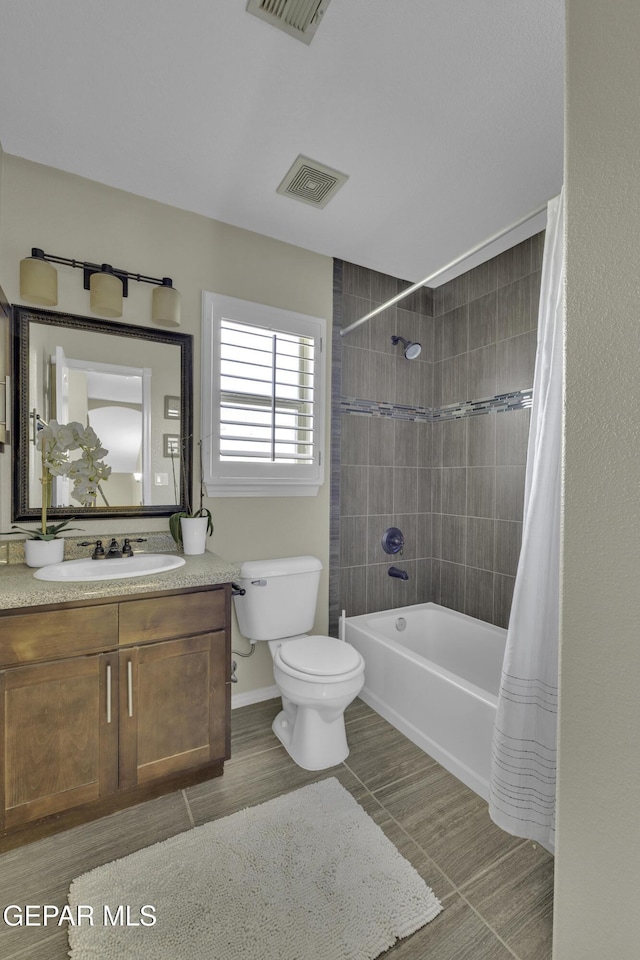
[180,516,209,555]
[24,538,65,568]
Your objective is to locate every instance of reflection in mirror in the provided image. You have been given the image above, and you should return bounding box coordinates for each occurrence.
[12,307,193,522]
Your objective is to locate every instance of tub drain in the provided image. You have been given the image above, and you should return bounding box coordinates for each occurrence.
[395,617,407,632]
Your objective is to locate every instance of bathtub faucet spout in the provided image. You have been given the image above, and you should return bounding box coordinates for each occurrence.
[388,566,409,581]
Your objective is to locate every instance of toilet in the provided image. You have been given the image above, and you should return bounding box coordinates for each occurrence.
[233,555,365,771]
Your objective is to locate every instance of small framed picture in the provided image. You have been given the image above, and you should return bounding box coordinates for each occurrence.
[164,395,181,419]
[163,433,180,457]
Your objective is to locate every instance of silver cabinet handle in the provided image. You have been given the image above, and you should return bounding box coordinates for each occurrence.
[127,660,133,718]
[106,664,112,724]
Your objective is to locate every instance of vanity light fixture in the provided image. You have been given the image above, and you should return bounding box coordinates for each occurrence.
[151,278,181,327]
[19,248,58,307]
[19,248,182,326]
[90,264,123,318]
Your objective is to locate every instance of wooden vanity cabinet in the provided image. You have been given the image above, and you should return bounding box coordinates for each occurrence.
[0,584,231,847]
[117,588,230,790]
[1,650,119,830]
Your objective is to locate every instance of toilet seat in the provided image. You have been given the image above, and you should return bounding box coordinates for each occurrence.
[275,635,364,683]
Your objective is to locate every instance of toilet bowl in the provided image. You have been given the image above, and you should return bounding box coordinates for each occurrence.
[233,556,366,771]
[269,635,365,770]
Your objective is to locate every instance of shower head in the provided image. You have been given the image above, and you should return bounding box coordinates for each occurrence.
[391,335,422,360]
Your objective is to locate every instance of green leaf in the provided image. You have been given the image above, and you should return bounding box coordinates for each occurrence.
[45,520,84,536]
[0,519,84,540]
[194,507,214,537]
[169,512,187,548]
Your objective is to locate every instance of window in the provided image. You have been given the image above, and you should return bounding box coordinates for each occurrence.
[202,292,326,497]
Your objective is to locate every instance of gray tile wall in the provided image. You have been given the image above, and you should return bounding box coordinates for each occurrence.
[336,266,433,627]
[430,234,541,626]
[430,407,531,626]
[331,234,543,634]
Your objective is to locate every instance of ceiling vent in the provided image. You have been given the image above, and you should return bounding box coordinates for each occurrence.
[276,155,348,209]
[246,0,331,45]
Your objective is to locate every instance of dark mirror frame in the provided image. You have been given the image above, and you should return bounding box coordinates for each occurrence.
[11,305,193,523]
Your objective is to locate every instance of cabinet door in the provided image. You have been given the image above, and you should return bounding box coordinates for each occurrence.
[0,653,118,829]
[119,632,227,790]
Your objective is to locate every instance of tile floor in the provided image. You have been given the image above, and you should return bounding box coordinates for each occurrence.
[0,698,554,959]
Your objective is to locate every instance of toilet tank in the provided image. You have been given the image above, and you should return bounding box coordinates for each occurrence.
[234,555,323,642]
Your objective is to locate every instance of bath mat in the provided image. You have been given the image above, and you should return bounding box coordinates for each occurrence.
[68,777,442,960]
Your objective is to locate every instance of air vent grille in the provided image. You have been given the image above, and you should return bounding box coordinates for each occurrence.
[246,0,331,44]
[276,155,349,209]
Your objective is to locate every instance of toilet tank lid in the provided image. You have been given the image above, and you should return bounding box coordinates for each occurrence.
[239,555,323,579]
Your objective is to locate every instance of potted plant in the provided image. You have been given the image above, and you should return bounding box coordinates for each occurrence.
[1,419,111,567]
[169,439,213,555]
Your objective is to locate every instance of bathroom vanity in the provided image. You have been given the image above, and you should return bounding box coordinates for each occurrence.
[0,550,239,849]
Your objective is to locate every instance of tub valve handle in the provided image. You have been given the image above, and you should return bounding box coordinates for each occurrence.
[382,527,405,555]
[389,566,409,581]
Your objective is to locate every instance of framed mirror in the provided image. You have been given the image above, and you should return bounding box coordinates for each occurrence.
[12,306,193,522]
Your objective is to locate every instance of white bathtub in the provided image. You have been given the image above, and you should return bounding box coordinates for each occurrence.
[341,602,506,802]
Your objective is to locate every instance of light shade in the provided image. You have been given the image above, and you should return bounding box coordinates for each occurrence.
[152,278,181,326]
[90,264,123,318]
[20,248,58,306]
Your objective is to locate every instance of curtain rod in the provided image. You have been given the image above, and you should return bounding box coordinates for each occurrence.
[339,200,549,337]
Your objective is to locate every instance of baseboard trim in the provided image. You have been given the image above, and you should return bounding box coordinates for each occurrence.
[231,685,280,710]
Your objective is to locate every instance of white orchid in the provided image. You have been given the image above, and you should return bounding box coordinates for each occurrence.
[37,419,112,507]
[27,419,111,533]
[1,420,112,539]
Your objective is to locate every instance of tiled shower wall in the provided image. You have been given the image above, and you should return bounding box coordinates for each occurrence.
[330,234,543,635]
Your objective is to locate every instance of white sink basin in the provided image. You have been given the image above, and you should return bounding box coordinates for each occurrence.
[33,553,186,582]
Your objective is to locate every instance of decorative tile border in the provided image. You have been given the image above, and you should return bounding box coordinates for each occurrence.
[340,389,533,422]
[434,389,533,421]
[340,398,429,420]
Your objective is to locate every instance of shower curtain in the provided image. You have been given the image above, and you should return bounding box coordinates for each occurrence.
[488,191,564,849]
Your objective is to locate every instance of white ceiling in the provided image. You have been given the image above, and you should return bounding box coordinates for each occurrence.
[0,0,564,286]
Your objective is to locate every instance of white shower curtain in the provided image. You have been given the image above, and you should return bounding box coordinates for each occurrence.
[488,191,564,849]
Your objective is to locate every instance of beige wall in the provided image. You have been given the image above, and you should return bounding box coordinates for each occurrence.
[0,142,3,235]
[0,155,333,697]
[556,1,640,956]
[0,143,8,447]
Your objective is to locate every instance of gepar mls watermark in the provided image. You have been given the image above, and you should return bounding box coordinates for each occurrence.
[2,904,157,927]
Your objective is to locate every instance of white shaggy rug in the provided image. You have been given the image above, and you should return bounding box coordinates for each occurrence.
[68,778,442,960]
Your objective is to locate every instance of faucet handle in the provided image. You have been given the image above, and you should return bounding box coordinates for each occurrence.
[382,527,405,555]
[79,539,105,560]
[122,537,146,557]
